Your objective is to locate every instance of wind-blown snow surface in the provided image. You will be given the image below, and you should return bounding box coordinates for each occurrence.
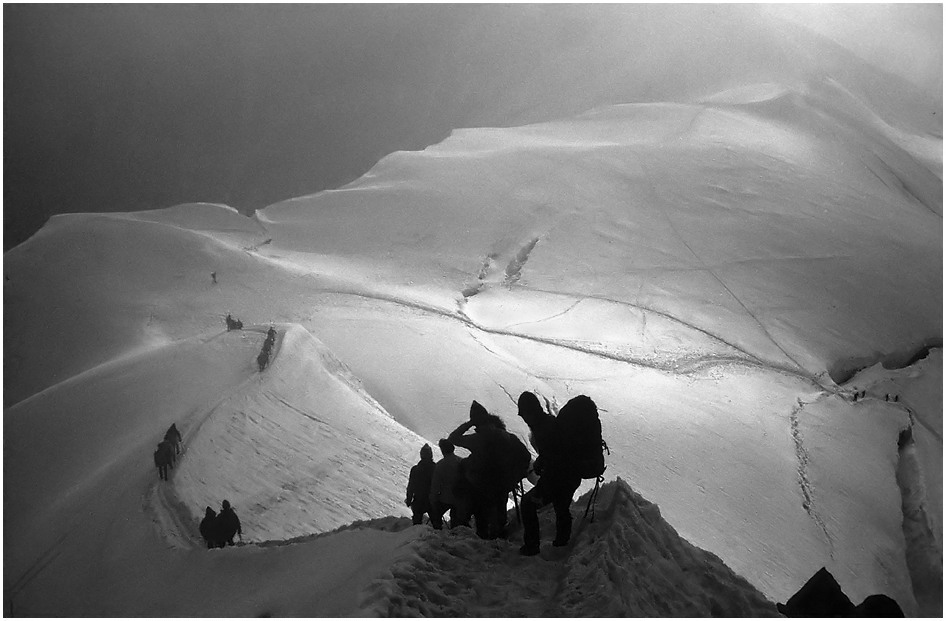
[4,78,942,615]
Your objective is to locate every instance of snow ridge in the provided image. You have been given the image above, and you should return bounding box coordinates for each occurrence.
[361,479,779,617]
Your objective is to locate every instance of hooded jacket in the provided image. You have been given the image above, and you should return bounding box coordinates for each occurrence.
[406,454,436,511]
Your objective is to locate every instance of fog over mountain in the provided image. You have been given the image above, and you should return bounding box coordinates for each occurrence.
[3,4,942,618]
[3,4,941,250]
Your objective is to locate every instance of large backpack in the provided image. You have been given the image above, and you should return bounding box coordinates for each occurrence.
[556,395,607,479]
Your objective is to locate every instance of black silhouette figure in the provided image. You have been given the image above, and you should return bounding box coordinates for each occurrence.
[164,423,183,456]
[405,444,436,525]
[199,507,221,549]
[217,500,242,546]
[154,442,173,481]
[429,439,467,530]
[448,401,530,540]
[517,391,582,556]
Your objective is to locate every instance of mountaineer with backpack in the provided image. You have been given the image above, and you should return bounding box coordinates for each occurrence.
[448,401,531,540]
[517,391,607,556]
[164,423,183,456]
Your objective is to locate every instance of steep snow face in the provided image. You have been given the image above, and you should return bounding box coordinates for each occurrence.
[3,209,268,406]
[173,324,428,540]
[4,329,265,597]
[261,90,941,382]
[4,79,941,615]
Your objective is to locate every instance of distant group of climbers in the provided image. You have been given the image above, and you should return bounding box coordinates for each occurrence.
[257,325,278,371]
[223,314,277,371]
[199,500,243,549]
[153,423,183,481]
[406,391,607,556]
[225,313,243,331]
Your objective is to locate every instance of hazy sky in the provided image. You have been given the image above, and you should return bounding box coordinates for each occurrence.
[4,3,941,251]
[761,3,942,93]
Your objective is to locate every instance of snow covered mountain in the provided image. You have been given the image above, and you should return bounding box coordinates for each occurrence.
[4,9,942,617]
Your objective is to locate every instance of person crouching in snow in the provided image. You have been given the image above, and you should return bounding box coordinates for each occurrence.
[405,443,436,525]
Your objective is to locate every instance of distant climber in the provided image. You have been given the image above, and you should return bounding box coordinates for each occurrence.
[211,271,217,284]
[153,442,173,481]
[217,500,242,546]
[429,439,466,529]
[164,423,183,455]
[516,391,583,556]
[257,328,276,371]
[199,507,220,549]
[225,314,243,331]
[448,401,530,539]
[405,443,436,525]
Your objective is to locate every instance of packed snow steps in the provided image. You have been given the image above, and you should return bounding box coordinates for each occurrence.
[361,478,779,617]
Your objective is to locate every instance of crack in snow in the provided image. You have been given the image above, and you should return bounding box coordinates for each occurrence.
[662,210,809,377]
[789,399,833,555]
[503,298,584,330]
[895,426,943,616]
[503,237,540,286]
[305,281,829,391]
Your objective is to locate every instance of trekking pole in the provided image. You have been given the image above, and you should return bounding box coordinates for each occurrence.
[583,476,603,523]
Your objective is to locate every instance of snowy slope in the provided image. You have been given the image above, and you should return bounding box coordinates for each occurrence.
[261,83,940,383]
[173,323,429,540]
[4,70,941,616]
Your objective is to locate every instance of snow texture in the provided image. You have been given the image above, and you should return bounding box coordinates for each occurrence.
[3,10,942,616]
